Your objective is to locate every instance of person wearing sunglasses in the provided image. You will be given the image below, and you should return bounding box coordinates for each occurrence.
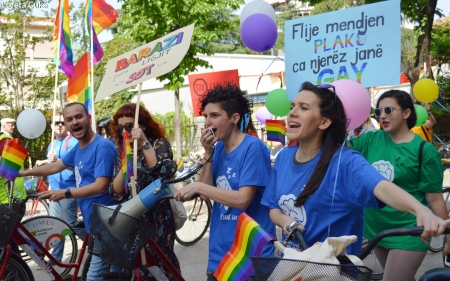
[348,90,449,280]
[261,82,448,261]
[34,112,85,263]
[109,103,179,277]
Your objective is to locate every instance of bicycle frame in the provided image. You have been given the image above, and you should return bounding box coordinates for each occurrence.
[1,219,89,281]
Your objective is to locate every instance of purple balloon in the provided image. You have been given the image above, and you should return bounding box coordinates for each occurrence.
[255,106,273,125]
[240,13,277,53]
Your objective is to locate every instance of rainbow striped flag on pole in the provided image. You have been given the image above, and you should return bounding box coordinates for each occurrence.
[53,0,74,77]
[0,139,28,182]
[266,120,286,146]
[214,213,275,281]
[122,132,134,195]
[92,0,119,35]
[177,157,184,173]
[67,52,91,113]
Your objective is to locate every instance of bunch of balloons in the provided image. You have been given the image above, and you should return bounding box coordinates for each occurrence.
[240,0,278,53]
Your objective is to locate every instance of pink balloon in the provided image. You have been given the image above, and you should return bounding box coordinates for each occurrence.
[255,106,273,125]
[330,79,371,131]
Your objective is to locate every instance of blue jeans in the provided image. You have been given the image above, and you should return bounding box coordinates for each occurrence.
[49,198,86,261]
[86,255,122,281]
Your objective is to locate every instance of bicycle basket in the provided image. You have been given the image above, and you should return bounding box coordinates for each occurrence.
[88,204,155,269]
[0,204,20,248]
[251,257,373,281]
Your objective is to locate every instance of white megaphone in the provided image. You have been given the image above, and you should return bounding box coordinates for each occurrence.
[108,178,170,218]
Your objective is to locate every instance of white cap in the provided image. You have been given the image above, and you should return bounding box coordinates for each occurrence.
[1,118,16,126]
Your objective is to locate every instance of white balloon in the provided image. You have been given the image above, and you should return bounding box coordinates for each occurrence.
[240,0,276,25]
[16,109,47,139]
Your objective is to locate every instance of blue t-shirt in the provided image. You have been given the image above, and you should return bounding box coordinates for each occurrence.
[261,146,385,254]
[208,135,275,273]
[62,135,116,233]
[47,136,78,190]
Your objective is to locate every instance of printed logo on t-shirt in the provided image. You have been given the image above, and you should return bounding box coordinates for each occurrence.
[278,194,307,227]
[216,175,232,211]
[75,160,83,188]
[372,160,394,182]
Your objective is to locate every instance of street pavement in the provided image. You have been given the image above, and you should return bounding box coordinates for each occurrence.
[27,170,450,280]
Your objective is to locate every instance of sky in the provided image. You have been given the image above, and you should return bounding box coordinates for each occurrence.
[40,0,450,43]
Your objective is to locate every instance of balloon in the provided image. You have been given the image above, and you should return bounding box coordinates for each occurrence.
[240,0,276,25]
[414,104,428,126]
[265,89,291,117]
[330,79,371,131]
[16,109,46,139]
[240,13,277,53]
[255,106,273,125]
[413,78,439,103]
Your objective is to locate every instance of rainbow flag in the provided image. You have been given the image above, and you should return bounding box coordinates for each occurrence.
[122,132,134,195]
[86,0,104,64]
[0,139,28,182]
[214,213,275,281]
[28,156,32,170]
[92,0,119,35]
[266,120,286,146]
[67,52,92,114]
[177,157,184,173]
[53,0,74,77]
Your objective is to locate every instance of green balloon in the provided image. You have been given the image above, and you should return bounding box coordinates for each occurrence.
[265,89,291,116]
[414,104,427,126]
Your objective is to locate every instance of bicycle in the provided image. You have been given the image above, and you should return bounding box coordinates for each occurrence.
[22,176,50,219]
[251,226,450,281]
[429,186,450,253]
[174,152,212,247]
[0,194,84,281]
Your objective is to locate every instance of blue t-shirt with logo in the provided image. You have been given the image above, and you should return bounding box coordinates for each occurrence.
[261,146,385,254]
[47,136,78,190]
[208,135,275,273]
[62,135,116,233]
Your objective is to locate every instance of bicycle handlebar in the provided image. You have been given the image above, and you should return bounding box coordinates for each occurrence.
[358,225,450,260]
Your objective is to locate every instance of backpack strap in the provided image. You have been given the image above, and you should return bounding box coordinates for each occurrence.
[65,135,72,152]
[420,125,430,142]
[418,140,426,171]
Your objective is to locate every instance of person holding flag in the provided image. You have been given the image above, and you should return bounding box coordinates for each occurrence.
[109,103,179,277]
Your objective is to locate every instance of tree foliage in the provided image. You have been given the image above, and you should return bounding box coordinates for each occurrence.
[274,2,301,52]
[431,22,450,72]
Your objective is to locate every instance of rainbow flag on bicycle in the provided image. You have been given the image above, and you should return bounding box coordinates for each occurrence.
[177,157,184,173]
[0,139,28,182]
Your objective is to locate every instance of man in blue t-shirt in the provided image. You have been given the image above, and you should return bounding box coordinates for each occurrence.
[35,112,85,262]
[20,103,116,281]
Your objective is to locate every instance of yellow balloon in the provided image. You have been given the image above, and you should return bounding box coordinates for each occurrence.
[413,78,439,103]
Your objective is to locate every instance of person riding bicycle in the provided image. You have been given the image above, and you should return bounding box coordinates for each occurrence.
[349,90,450,281]
[174,83,276,281]
[109,103,180,278]
[260,82,449,258]
[19,103,117,281]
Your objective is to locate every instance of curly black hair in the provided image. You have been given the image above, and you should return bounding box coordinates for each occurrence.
[199,83,251,128]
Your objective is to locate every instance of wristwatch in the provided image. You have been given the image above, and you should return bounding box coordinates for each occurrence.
[65,188,72,199]
[142,141,152,150]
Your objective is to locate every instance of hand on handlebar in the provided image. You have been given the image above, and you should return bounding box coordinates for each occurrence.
[416,210,450,243]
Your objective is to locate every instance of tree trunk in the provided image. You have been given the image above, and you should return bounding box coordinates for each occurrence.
[407,0,438,99]
[174,88,182,161]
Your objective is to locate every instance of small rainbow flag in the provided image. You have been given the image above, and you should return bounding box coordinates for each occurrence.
[214,213,275,281]
[53,0,74,77]
[266,120,286,146]
[86,0,104,64]
[177,157,184,173]
[0,139,28,182]
[92,0,119,35]
[122,132,134,194]
[28,156,32,170]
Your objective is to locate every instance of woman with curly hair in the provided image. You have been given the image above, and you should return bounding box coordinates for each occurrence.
[109,103,179,279]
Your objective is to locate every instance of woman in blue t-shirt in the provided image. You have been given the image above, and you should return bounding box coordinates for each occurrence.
[261,82,449,256]
[174,83,275,281]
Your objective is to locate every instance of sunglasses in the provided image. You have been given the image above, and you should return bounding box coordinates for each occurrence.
[116,122,133,134]
[54,121,64,126]
[374,106,399,117]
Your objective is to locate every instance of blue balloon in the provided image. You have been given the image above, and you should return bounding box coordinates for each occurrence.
[240,13,277,53]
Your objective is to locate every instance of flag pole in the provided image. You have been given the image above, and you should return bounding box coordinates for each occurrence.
[89,8,96,133]
[51,0,63,153]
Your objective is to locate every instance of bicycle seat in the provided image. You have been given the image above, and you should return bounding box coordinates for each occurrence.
[419,268,450,281]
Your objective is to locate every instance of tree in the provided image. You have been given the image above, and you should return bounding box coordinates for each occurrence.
[308,0,441,94]
[274,2,301,52]
[430,22,450,76]
[118,0,245,159]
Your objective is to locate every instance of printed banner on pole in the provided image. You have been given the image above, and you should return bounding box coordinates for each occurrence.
[188,69,240,116]
[95,24,195,102]
[284,0,400,100]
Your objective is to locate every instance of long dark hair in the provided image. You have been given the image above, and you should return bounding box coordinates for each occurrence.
[376,90,416,129]
[294,82,347,207]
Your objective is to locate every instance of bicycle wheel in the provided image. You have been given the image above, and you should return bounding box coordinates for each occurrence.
[361,239,384,280]
[175,198,212,246]
[23,198,50,219]
[21,216,78,279]
[0,251,35,281]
